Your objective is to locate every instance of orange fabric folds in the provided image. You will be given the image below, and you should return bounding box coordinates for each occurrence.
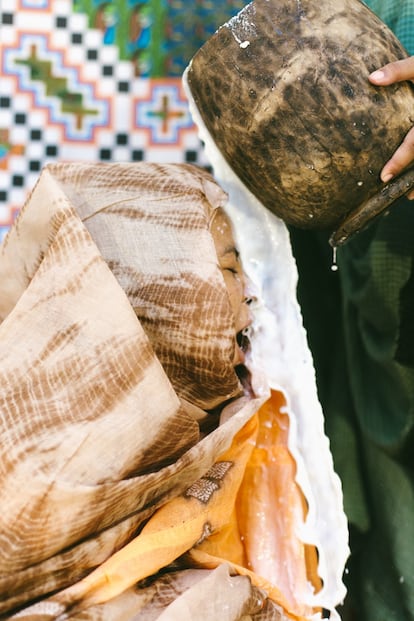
[12,390,320,620]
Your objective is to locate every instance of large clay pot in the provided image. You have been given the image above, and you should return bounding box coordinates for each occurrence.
[184,0,414,245]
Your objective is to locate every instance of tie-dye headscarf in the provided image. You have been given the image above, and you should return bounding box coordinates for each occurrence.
[0,162,348,621]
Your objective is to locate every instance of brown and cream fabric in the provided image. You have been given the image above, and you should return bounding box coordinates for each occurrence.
[0,162,265,618]
[0,162,340,621]
[54,162,243,410]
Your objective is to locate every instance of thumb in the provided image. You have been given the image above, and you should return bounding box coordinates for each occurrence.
[369,56,414,85]
[380,126,414,183]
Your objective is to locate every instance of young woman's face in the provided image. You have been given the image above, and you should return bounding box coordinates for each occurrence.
[210,208,251,366]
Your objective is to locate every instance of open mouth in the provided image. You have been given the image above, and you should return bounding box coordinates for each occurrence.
[234,363,254,396]
[235,329,254,397]
[237,328,251,355]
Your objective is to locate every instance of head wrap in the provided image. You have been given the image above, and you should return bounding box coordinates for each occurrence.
[0,162,257,615]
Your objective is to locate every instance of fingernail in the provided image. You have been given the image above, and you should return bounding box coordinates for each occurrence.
[382,173,393,183]
[369,70,385,81]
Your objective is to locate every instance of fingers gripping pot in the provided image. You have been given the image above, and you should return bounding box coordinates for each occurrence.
[184,0,414,246]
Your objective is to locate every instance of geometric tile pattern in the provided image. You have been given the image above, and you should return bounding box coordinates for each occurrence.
[0,0,247,241]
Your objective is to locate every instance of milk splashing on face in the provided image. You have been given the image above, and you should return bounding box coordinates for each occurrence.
[183,64,349,619]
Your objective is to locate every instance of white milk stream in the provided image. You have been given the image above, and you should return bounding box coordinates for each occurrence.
[183,65,349,621]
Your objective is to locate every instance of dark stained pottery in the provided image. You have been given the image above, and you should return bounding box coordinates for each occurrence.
[185,0,414,245]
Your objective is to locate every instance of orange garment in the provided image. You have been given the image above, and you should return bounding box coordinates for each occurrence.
[46,391,320,620]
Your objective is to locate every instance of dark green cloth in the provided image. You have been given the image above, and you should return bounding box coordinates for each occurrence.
[290,197,414,621]
[363,0,414,55]
[290,3,414,618]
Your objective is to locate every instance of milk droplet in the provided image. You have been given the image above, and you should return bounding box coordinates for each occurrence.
[331,246,338,271]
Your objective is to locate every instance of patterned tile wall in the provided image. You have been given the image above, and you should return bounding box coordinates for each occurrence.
[0,0,245,241]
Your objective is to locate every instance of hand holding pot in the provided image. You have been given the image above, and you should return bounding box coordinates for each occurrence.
[369,56,414,197]
[185,0,414,245]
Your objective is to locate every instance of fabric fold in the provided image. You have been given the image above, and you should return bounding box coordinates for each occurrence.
[0,163,262,616]
[0,161,348,620]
